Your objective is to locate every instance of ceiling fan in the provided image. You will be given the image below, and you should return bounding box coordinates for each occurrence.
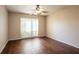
[35,5,48,15]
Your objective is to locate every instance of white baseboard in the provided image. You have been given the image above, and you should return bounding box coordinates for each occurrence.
[46,36,79,49]
[9,38,21,41]
[0,39,8,53]
[9,36,46,41]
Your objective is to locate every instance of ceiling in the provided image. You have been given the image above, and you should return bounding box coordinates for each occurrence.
[6,5,68,15]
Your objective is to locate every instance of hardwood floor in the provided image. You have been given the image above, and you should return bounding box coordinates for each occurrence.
[1,37,79,54]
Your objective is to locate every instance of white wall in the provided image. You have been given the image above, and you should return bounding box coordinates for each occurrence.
[47,6,79,48]
[0,6,8,53]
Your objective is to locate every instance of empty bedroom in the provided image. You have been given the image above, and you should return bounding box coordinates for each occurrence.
[0,5,79,54]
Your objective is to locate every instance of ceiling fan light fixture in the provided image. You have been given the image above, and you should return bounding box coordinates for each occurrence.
[34,5,48,15]
[36,5,40,11]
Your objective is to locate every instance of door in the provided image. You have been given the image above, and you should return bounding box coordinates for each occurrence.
[20,17,38,38]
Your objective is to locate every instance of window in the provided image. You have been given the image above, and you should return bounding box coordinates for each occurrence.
[20,17,38,38]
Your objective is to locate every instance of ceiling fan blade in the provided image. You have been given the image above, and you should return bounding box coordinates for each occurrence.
[35,5,48,15]
[42,11,48,13]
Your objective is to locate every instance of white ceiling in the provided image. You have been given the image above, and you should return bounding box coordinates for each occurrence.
[6,5,68,15]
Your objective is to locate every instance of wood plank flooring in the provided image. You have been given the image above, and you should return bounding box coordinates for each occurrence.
[1,37,79,54]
